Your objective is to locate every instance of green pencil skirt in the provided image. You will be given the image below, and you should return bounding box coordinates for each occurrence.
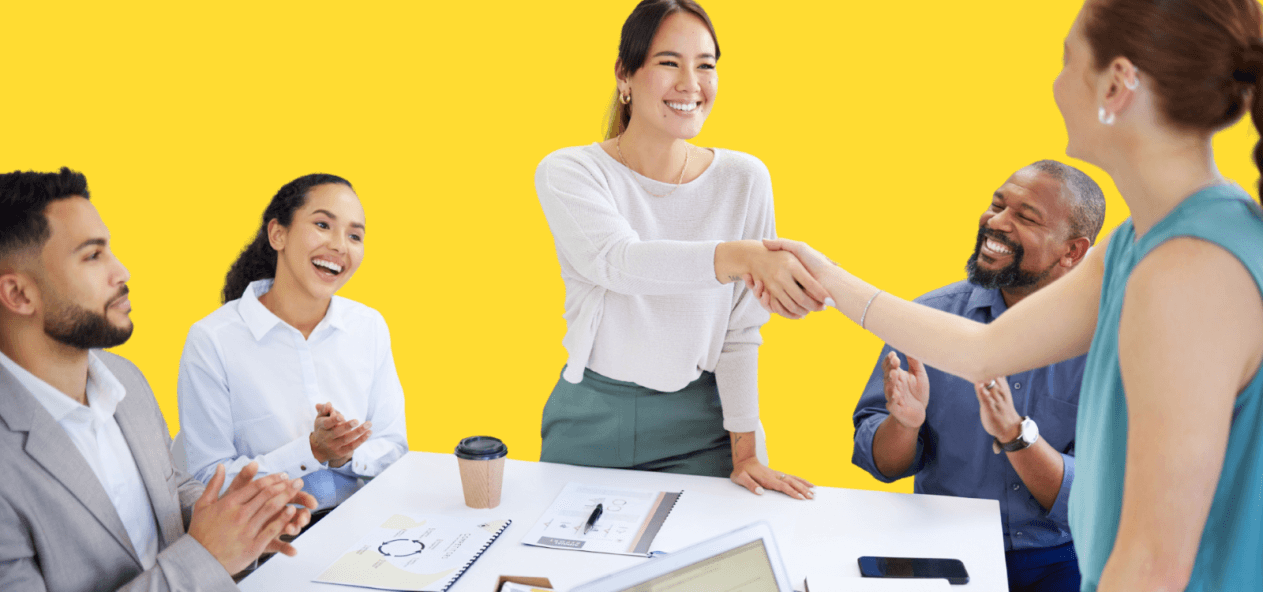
[540,366,733,478]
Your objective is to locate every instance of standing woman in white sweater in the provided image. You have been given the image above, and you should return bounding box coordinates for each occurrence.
[535,0,821,499]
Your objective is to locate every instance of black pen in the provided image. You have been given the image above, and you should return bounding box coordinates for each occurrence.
[583,503,603,534]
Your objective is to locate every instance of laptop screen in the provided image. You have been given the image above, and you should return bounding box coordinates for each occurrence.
[622,540,780,592]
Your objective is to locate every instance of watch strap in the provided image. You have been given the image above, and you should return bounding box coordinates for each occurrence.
[993,416,1037,454]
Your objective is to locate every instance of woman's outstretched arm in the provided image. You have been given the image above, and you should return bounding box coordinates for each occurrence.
[762,232,1110,383]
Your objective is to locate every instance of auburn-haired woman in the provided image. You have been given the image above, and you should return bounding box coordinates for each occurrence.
[764,0,1263,588]
[534,0,822,498]
[177,174,408,517]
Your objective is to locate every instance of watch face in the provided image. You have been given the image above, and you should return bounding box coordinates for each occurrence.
[1004,417,1038,451]
[1022,417,1039,443]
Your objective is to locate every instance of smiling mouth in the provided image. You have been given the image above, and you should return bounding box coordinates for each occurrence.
[666,101,701,113]
[982,237,1015,258]
[312,258,344,277]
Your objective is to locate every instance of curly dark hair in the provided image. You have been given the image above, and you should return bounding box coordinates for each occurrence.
[221,174,353,304]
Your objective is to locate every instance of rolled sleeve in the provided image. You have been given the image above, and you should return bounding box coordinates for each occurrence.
[714,332,761,433]
[1044,451,1074,531]
[852,345,925,482]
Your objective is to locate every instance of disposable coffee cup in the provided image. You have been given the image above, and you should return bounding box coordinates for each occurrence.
[455,436,508,509]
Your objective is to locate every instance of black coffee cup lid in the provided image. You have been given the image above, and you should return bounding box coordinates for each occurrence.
[455,436,507,460]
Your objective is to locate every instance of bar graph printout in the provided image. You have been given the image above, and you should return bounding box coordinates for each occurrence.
[521,482,682,557]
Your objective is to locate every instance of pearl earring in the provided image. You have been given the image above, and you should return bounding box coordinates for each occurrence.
[1098,107,1116,125]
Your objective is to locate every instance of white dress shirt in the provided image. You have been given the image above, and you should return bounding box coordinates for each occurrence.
[0,349,160,569]
[177,279,409,510]
[535,144,773,432]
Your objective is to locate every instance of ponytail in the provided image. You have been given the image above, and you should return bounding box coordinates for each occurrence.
[220,173,353,304]
[1239,39,1263,202]
[605,89,631,140]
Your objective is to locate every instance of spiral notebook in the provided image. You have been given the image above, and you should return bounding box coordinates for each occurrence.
[314,514,510,591]
[521,482,682,557]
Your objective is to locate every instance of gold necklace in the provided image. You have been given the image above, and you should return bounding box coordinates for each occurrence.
[616,134,690,198]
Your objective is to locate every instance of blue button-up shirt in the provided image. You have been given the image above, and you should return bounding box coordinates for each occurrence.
[852,280,1082,551]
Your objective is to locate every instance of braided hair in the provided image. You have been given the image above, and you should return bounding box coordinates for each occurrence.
[220,174,353,304]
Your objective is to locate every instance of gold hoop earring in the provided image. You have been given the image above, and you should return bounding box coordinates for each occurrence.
[620,92,631,105]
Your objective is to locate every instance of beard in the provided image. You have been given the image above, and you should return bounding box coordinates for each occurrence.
[44,285,133,350]
[965,227,1054,290]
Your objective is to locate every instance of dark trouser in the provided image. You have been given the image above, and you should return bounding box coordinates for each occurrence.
[1005,542,1081,592]
[540,366,732,478]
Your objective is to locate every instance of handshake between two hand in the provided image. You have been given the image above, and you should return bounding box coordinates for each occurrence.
[739,238,837,320]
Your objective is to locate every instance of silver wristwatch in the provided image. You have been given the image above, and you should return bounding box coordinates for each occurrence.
[992,416,1039,454]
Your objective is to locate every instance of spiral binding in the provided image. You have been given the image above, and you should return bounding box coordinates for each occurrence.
[440,519,513,591]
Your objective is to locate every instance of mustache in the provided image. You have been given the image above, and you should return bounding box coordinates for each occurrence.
[978,227,1021,252]
[107,285,130,306]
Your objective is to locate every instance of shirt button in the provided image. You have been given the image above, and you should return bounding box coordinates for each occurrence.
[1012,484,1021,491]
[1015,531,1023,537]
[1014,382,1022,390]
[300,465,308,471]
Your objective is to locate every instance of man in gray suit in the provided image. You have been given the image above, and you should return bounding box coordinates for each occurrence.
[0,168,317,591]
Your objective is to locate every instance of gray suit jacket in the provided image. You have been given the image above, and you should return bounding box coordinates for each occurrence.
[0,351,237,591]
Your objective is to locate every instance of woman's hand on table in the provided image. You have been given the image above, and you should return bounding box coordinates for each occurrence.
[728,430,815,500]
[731,459,816,500]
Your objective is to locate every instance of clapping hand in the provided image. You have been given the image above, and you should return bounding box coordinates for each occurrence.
[974,376,1022,443]
[187,462,316,575]
[309,402,372,469]
[884,352,930,430]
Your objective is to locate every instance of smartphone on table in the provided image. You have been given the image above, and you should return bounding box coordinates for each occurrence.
[858,556,970,585]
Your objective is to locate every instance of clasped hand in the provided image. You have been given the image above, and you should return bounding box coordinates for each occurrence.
[309,402,372,468]
[742,239,837,319]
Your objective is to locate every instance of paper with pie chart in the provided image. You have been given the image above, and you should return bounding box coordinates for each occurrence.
[521,482,682,556]
[314,513,510,591]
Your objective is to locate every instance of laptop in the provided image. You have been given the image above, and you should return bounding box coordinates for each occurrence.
[570,521,794,592]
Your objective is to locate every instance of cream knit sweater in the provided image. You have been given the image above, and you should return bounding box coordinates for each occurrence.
[535,143,775,432]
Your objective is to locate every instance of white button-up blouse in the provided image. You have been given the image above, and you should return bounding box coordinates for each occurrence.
[177,280,408,510]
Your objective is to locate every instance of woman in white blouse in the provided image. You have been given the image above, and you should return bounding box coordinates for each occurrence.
[178,174,408,515]
[534,0,819,499]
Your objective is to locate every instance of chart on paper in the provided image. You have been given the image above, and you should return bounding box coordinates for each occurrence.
[522,482,682,556]
[314,513,510,591]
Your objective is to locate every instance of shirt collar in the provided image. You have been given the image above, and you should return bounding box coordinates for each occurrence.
[238,279,283,341]
[965,282,1009,318]
[0,348,126,423]
[237,278,346,341]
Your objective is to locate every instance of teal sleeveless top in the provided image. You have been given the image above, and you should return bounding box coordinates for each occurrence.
[1072,184,1263,591]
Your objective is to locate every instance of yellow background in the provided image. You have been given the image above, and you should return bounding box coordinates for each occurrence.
[2,0,1258,494]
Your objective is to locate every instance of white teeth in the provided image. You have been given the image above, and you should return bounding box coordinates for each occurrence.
[313,259,342,273]
[667,101,698,112]
[985,239,1013,255]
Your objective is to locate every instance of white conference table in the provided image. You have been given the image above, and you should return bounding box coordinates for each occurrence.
[241,452,1006,591]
